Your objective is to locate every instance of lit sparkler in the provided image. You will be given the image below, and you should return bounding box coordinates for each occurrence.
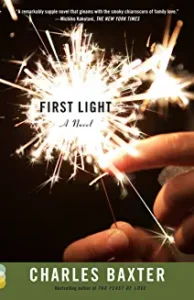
[1,23,145,186]
[0,18,193,247]
[147,227,175,255]
[119,19,194,108]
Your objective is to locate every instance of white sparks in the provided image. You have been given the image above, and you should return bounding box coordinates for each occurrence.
[0,19,194,250]
[11,24,145,183]
[0,20,193,184]
[3,0,18,21]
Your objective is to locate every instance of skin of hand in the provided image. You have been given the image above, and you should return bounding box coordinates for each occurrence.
[63,221,172,262]
[63,132,194,261]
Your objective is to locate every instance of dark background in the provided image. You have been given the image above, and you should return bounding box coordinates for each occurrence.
[0,0,194,261]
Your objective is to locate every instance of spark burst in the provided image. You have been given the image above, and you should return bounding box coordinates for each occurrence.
[0,18,194,247]
[2,23,145,185]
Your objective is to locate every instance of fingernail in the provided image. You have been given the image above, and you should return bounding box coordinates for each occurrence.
[108,230,129,252]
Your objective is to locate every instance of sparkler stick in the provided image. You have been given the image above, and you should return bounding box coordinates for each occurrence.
[100,176,117,228]
[3,0,18,21]
[0,19,194,249]
[124,175,174,244]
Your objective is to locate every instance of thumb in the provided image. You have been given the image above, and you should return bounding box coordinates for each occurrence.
[63,228,130,262]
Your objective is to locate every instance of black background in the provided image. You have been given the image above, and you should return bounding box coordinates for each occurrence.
[0,0,194,261]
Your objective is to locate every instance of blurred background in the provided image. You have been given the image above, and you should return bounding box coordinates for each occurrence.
[0,0,194,261]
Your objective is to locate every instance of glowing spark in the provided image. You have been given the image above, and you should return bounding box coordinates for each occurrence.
[10,32,15,38]
[3,0,18,21]
[124,174,174,245]
[8,52,36,82]
[0,20,193,189]
[0,20,194,248]
[148,227,175,255]
[146,20,188,108]
[5,24,144,184]
[1,21,193,183]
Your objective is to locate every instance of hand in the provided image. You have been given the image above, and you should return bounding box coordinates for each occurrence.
[64,132,194,261]
[102,132,194,254]
[63,222,172,262]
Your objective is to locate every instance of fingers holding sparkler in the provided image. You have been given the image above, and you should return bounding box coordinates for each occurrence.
[100,132,194,173]
[154,170,194,254]
[110,222,172,262]
[63,224,130,262]
[100,132,194,254]
[64,222,172,262]
[0,19,193,257]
